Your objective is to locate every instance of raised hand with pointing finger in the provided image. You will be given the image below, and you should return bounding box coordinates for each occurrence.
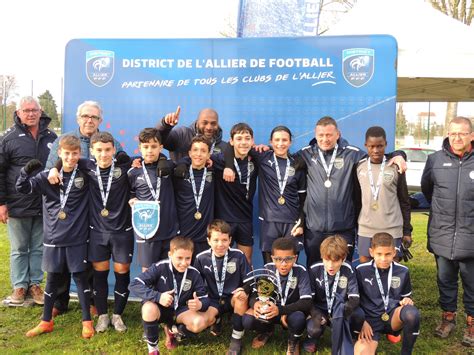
[163,106,181,126]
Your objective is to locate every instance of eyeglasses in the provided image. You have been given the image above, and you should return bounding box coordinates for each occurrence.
[21,109,40,114]
[271,256,296,264]
[80,114,101,121]
[448,132,471,138]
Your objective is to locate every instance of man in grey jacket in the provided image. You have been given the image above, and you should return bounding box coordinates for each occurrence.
[421,116,474,347]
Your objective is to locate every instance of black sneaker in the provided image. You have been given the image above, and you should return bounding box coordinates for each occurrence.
[210,317,222,336]
[227,337,242,355]
[171,324,187,342]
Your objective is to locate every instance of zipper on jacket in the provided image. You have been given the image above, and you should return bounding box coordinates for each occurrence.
[451,160,462,259]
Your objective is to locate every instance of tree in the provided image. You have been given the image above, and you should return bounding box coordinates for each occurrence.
[38,90,60,128]
[429,0,474,25]
[429,1,473,133]
[396,103,408,137]
[0,75,17,131]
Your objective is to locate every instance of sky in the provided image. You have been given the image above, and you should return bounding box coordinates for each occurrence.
[2,0,473,118]
[1,0,239,108]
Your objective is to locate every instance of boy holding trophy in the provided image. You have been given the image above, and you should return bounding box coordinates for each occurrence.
[242,238,312,354]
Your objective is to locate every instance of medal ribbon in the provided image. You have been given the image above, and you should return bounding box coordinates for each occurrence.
[367,156,386,202]
[169,260,188,310]
[324,270,340,316]
[59,166,77,212]
[375,262,393,314]
[234,158,250,199]
[276,269,293,306]
[142,161,161,201]
[317,144,338,182]
[96,161,114,210]
[273,153,290,197]
[211,251,228,297]
[190,166,207,212]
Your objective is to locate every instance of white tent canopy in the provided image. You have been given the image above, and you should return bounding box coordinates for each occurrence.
[325,0,474,101]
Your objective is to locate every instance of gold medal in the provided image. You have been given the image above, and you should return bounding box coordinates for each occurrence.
[219,298,226,306]
[194,211,202,220]
[101,208,109,217]
[371,202,379,211]
[58,210,67,220]
[381,312,389,322]
[324,180,332,188]
[278,196,286,205]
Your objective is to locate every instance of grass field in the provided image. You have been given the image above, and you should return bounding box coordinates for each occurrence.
[0,213,471,354]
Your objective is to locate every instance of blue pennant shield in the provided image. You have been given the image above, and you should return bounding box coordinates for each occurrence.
[132,201,160,240]
[342,48,374,88]
[86,50,115,87]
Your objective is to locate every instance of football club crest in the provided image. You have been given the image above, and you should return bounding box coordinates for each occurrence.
[288,276,298,289]
[132,201,160,240]
[391,276,401,289]
[206,172,213,182]
[226,261,237,274]
[288,166,295,177]
[383,170,395,183]
[248,161,255,173]
[86,50,115,87]
[338,276,348,289]
[113,167,122,179]
[342,48,375,88]
[183,279,192,292]
[74,177,84,189]
[334,157,344,169]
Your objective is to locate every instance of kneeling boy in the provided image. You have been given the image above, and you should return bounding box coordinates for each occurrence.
[129,236,210,354]
[355,233,420,355]
[194,219,251,354]
[243,238,312,354]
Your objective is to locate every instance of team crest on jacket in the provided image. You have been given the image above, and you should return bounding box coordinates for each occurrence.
[86,50,115,87]
[226,261,237,274]
[334,158,344,169]
[391,276,401,289]
[113,167,122,179]
[183,279,192,292]
[288,276,298,289]
[248,161,255,173]
[383,171,395,183]
[288,166,295,177]
[206,172,213,183]
[338,276,348,289]
[74,177,84,189]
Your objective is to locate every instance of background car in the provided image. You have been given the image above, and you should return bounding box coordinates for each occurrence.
[400,147,436,191]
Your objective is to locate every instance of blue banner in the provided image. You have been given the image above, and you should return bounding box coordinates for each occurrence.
[64,36,397,155]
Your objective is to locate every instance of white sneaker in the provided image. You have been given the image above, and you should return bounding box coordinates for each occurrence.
[111,314,127,332]
[95,314,110,332]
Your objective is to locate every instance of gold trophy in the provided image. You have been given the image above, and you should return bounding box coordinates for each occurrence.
[246,269,280,323]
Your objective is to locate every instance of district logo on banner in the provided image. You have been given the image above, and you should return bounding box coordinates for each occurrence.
[132,201,160,240]
[86,50,115,87]
[342,48,374,88]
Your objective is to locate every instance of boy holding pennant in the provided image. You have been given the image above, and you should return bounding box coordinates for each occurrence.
[242,238,312,354]
[173,136,215,256]
[16,135,95,338]
[129,236,210,354]
[128,128,178,270]
[211,123,258,265]
[305,235,363,354]
[355,233,420,355]
[194,219,251,354]
[48,131,135,333]
[355,126,412,263]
